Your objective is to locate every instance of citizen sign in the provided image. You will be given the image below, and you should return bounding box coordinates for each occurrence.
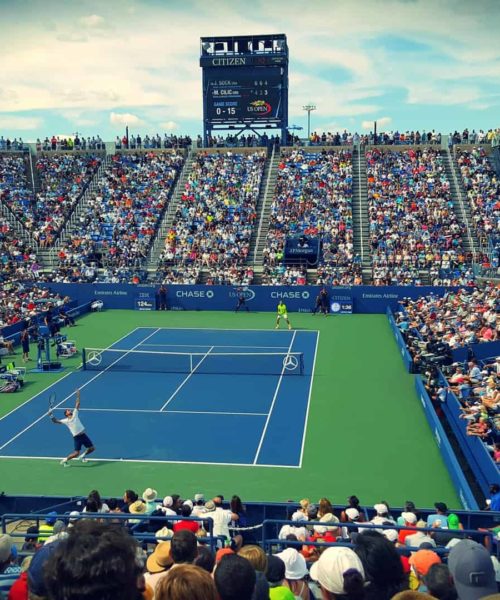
[270,291,310,300]
[175,290,214,299]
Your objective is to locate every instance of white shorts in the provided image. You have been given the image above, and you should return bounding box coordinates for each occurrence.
[277,313,288,320]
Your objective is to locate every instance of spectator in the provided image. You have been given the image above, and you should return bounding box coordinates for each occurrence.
[170,530,197,565]
[214,554,256,600]
[424,563,458,600]
[44,520,145,600]
[275,547,311,599]
[266,554,295,600]
[155,564,217,600]
[447,539,497,599]
[144,541,173,594]
[353,530,407,600]
[408,549,441,592]
[193,546,215,574]
[0,534,21,598]
[310,546,366,599]
[172,503,200,534]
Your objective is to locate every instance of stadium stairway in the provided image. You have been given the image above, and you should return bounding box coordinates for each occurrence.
[145,148,193,279]
[36,154,109,270]
[352,146,371,283]
[247,145,280,272]
[442,149,481,260]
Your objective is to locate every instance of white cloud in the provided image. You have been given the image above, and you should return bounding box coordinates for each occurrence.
[110,112,145,126]
[362,116,392,130]
[79,15,107,28]
[0,116,43,130]
[160,121,179,131]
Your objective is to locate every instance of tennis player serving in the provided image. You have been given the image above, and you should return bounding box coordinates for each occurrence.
[275,300,292,330]
[51,389,95,466]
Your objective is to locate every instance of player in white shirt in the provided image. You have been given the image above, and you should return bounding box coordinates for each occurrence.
[51,389,95,466]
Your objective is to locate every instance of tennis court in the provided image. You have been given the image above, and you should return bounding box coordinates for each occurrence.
[0,327,318,467]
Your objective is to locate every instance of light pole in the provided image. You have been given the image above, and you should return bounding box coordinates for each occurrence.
[302,104,316,141]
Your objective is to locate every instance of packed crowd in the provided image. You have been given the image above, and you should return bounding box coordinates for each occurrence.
[366,147,468,285]
[31,154,102,247]
[158,151,265,286]
[1,153,102,247]
[0,283,68,328]
[2,488,500,600]
[395,285,499,354]
[263,149,354,286]
[55,152,184,277]
[444,358,500,446]
[0,219,41,284]
[0,155,33,229]
[455,147,500,248]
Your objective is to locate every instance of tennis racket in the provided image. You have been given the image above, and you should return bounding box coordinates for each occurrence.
[48,392,56,416]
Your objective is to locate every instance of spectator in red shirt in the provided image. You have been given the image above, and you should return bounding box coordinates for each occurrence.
[172,503,199,534]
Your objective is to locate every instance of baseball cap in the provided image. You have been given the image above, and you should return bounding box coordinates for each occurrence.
[194,493,205,503]
[345,508,360,521]
[310,547,365,594]
[409,549,441,576]
[374,503,388,515]
[28,542,60,596]
[448,539,497,600]
[275,548,308,580]
[46,511,58,525]
[216,548,234,563]
[401,511,417,524]
[382,529,399,543]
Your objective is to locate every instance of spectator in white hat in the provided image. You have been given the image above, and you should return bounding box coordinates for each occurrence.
[371,504,395,527]
[275,547,311,600]
[310,546,366,599]
[142,488,158,515]
[161,496,177,516]
[279,511,308,541]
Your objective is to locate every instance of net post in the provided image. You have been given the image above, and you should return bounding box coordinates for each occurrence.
[299,353,304,375]
[82,348,86,370]
[190,354,193,373]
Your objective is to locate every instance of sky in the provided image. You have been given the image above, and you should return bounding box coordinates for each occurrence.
[1,0,499,141]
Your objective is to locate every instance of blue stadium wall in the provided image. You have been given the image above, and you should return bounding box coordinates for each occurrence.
[35,283,455,313]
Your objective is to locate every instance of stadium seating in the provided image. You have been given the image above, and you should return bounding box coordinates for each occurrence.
[456,147,500,250]
[0,219,40,284]
[366,147,471,285]
[158,151,265,285]
[60,152,183,278]
[263,149,355,285]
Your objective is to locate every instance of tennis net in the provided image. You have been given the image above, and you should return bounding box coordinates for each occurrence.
[82,347,305,376]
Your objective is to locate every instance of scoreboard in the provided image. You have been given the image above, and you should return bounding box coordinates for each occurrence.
[205,67,283,122]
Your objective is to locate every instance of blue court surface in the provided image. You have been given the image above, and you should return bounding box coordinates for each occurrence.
[0,328,319,467]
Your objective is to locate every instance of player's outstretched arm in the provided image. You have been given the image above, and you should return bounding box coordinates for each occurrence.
[75,389,81,411]
[50,415,62,425]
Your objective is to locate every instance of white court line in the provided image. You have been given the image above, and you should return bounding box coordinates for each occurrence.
[135,326,319,333]
[298,331,320,468]
[0,327,143,425]
[160,346,214,411]
[59,407,268,417]
[0,454,301,469]
[0,327,161,452]
[253,330,297,465]
[140,343,290,350]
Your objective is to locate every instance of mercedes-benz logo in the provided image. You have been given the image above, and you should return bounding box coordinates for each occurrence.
[87,350,102,366]
[283,354,299,371]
